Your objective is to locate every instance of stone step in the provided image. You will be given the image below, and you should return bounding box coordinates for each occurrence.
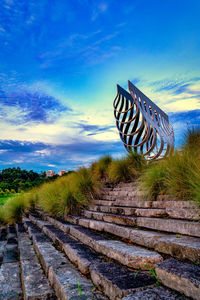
[122,286,187,300]
[0,225,22,299]
[155,258,200,300]
[22,218,105,300]
[30,214,163,270]
[81,210,200,237]
[90,262,156,299]
[137,217,200,237]
[88,206,167,217]
[16,223,55,299]
[23,218,163,300]
[93,198,199,212]
[0,261,22,299]
[25,217,163,299]
[89,205,200,220]
[83,210,137,226]
[0,227,8,264]
[63,216,200,263]
[42,224,102,275]
[3,225,18,264]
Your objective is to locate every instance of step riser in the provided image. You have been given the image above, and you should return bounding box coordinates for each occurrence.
[30,214,163,270]
[22,218,100,300]
[64,216,200,263]
[137,217,200,237]
[81,211,200,237]
[25,217,160,299]
[88,205,200,220]
[156,258,200,300]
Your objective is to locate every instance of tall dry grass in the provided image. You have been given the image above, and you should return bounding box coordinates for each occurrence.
[90,155,112,180]
[140,128,200,205]
[0,167,98,224]
[108,151,146,183]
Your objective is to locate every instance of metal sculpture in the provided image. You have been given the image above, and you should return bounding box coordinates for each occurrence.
[113,80,174,160]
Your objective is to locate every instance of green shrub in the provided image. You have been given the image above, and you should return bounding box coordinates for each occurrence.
[140,160,168,199]
[91,155,112,179]
[108,158,135,183]
[108,152,145,184]
[140,128,200,205]
[0,207,5,225]
[183,127,200,152]
[2,193,30,223]
[127,151,147,172]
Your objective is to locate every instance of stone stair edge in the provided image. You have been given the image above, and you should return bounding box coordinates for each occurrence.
[27,212,200,299]
[28,213,163,270]
[24,215,162,299]
[86,205,200,220]
[33,210,200,264]
[22,217,107,300]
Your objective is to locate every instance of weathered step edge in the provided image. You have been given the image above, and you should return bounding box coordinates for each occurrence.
[81,210,200,237]
[16,223,55,300]
[29,213,163,270]
[156,258,200,300]
[24,217,161,300]
[62,215,200,263]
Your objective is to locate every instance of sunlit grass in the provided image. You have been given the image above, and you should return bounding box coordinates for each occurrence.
[0,128,199,225]
[108,151,146,184]
[90,155,112,180]
[140,128,200,205]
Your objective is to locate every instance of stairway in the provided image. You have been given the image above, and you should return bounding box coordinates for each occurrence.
[0,182,199,299]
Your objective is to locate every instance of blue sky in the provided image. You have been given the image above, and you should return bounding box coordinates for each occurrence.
[0,0,200,172]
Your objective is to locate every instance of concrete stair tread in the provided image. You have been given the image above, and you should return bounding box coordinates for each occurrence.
[64,216,200,263]
[88,204,200,220]
[156,258,200,300]
[80,210,200,237]
[30,213,163,270]
[122,286,188,299]
[17,226,55,299]
[22,219,107,299]
[90,262,156,299]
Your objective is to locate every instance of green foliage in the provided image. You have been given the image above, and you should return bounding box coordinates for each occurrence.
[90,155,112,179]
[0,167,48,192]
[127,151,147,172]
[0,194,15,206]
[141,128,200,206]
[108,159,132,183]
[0,167,98,224]
[183,127,200,152]
[2,193,30,223]
[140,160,168,199]
[76,280,82,295]
[108,152,145,184]
[143,265,160,286]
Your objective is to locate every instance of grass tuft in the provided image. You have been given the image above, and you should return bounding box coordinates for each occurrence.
[140,128,200,206]
[90,155,112,180]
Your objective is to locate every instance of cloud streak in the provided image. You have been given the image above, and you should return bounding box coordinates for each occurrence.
[0,90,72,124]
